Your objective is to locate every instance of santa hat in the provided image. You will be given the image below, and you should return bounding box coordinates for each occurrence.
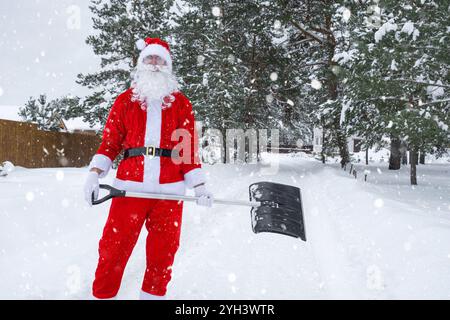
[136,37,173,72]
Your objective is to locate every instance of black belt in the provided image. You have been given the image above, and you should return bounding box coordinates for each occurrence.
[123,146,175,159]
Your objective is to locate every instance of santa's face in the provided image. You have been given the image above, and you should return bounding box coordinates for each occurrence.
[131,54,179,104]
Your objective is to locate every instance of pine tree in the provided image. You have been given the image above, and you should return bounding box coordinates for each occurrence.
[19,95,80,131]
[337,0,449,184]
[278,0,357,166]
[173,0,311,162]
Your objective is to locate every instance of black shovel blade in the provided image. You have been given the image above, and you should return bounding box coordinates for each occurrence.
[249,181,306,241]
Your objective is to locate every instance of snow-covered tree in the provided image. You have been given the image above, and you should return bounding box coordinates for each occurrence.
[278,0,358,166]
[337,0,449,184]
[173,0,313,159]
[19,95,80,131]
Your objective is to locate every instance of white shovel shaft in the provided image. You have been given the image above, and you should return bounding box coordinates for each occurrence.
[124,191,260,207]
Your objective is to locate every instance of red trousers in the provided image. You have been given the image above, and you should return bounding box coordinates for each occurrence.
[92,196,183,299]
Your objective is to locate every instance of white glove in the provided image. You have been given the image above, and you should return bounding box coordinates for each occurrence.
[194,184,214,207]
[84,171,99,206]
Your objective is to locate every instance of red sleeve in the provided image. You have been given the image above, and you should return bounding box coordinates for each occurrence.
[96,95,126,162]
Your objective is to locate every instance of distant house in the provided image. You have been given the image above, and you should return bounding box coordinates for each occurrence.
[61,117,102,135]
[0,105,101,135]
[313,127,363,154]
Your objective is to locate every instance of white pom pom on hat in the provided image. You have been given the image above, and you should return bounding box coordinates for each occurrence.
[136,39,147,51]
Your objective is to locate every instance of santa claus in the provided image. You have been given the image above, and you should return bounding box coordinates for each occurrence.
[83,37,213,300]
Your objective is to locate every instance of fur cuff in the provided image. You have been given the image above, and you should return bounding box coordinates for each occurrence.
[88,154,112,178]
[183,168,206,189]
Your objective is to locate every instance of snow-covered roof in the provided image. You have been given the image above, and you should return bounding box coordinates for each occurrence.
[64,117,102,132]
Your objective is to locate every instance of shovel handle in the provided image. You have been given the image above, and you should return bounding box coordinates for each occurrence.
[92,184,260,207]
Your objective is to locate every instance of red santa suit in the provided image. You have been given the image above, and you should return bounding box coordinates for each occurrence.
[87,38,205,299]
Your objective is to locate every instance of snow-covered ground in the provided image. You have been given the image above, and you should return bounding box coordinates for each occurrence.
[0,153,449,299]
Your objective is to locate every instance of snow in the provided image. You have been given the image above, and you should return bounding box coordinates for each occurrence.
[310,79,322,90]
[390,59,398,71]
[427,80,445,100]
[401,21,420,40]
[401,21,415,35]
[265,94,274,104]
[342,8,351,23]
[64,117,101,132]
[273,20,282,30]
[332,49,358,65]
[0,153,449,299]
[340,100,351,126]
[374,21,398,43]
[211,7,221,17]
[270,72,278,81]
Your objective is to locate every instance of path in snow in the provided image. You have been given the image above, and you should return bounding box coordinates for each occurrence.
[1,154,449,299]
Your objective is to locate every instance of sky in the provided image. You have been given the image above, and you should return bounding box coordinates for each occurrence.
[0,0,99,106]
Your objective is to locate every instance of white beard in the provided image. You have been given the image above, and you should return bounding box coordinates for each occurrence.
[131,63,179,107]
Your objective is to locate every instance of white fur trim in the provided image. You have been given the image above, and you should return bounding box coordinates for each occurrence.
[143,98,162,186]
[183,168,206,189]
[88,154,112,178]
[139,44,172,71]
[136,39,146,51]
[113,178,186,195]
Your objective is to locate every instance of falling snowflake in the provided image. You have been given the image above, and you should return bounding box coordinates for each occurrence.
[374,198,384,208]
[310,79,322,90]
[403,241,412,252]
[61,199,70,208]
[26,192,35,201]
[56,170,64,181]
[212,6,221,17]
[197,55,205,66]
[265,94,274,104]
[270,72,278,81]
[342,8,351,22]
[228,273,236,283]
[273,20,282,29]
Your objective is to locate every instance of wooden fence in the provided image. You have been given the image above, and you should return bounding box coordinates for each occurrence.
[0,119,102,168]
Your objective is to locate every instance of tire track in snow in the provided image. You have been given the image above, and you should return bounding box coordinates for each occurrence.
[281,159,365,299]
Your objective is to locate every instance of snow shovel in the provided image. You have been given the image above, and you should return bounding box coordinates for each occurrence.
[92,181,306,241]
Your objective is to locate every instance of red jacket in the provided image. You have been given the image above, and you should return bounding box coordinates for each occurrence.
[88,88,205,195]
